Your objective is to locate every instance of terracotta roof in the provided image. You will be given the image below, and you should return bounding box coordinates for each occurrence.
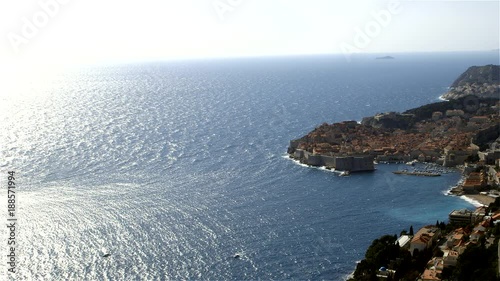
[421,268,441,281]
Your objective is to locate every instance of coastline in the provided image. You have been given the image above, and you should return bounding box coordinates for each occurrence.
[444,172,497,207]
[288,152,489,210]
[462,194,495,206]
[287,154,492,279]
[438,94,449,101]
[307,64,500,280]
[444,175,494,207]
[283,154,345,175]
[288,153,491,208]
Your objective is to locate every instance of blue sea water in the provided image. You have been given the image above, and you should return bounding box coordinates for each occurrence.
[1,52,499,280]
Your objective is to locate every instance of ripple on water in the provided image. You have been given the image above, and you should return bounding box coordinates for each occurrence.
[4,54,498,279]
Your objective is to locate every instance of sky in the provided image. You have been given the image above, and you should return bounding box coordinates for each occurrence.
[0,0,498,65]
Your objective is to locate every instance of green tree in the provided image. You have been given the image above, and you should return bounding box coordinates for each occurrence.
[353,235,401,280]
[453,243,499,281]
[365,235,400,268]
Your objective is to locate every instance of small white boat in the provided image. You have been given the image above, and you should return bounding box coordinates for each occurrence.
[406,160,418,166]
[339,171,351,176]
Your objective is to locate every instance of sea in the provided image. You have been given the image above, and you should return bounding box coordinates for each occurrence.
[0,51,499,280]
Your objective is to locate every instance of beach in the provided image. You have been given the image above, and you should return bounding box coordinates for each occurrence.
[463,194,496,207]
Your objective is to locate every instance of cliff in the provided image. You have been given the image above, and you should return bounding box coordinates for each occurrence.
[441,65,500,100]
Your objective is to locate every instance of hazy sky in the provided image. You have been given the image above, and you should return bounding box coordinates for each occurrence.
[0,0,498,65]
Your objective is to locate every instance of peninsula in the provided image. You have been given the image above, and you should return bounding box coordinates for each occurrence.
[288,65,500,173]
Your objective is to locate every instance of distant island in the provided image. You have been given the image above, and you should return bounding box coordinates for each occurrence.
[376,56,395,60]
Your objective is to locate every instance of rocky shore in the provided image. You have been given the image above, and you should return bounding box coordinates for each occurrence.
[441,64,499,100]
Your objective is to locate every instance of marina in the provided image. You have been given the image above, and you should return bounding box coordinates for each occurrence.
[393,170,441,177]
[392,162,457,177]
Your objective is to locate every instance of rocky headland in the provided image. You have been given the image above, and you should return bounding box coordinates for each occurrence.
[441,64,499,100]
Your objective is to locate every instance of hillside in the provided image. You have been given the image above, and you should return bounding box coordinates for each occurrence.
[441,65,500,100]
